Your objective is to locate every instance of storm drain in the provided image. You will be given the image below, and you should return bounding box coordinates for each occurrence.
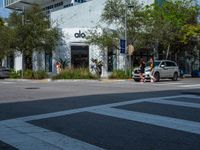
[25,87,40,90]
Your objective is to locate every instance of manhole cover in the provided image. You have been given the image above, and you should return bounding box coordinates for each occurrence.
[25,87,40,90]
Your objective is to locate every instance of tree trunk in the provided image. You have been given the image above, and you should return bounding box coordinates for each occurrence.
[166,44,170,60]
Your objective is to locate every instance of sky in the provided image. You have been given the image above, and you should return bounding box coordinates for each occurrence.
[0,0,199,18]
[0,0,11,18]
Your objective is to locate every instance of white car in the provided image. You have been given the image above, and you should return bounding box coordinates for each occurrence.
[132,60,180,82]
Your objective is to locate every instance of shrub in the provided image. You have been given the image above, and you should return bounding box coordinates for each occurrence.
[10,69,21,79]
[52,68,97,79]
[24,69,33,79]
[33,70,48,79]
[9,69,48,79]
[109,69,131,79]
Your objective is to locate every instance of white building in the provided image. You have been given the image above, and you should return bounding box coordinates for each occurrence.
[3,0,154,77]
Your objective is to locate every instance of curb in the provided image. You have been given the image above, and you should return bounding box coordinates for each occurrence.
[3,78,130,83]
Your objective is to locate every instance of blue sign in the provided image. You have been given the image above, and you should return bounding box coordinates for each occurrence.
[120,39,126,54]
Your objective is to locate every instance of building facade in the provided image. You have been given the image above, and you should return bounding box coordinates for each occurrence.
[4,0,152,77]
[4,0,198,76]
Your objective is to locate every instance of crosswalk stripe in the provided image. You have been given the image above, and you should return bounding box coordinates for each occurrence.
[179,84,200,88]
[0,124,61,150]
[0,94,199,149]
[150,99,200,109]
[89,107,200,135]
[0,120,104,150]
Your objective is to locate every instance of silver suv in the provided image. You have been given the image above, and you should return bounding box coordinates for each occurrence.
[132,60,179,82]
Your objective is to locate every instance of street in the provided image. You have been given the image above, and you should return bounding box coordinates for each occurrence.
[0,78,200,150]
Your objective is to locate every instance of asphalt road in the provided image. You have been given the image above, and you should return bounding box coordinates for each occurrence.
[0,78,200,150]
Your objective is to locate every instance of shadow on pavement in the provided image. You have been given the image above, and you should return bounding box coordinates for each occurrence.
[0,88,199,121]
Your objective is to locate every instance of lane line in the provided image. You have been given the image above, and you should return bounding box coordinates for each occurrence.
[89,107,200,135]
[150,99,200,109]
[0,120,104,150]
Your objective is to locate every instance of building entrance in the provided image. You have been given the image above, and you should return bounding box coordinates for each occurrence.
[71,45,89,68]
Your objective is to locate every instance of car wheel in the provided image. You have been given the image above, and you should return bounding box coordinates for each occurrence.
[154,72,160,82]
[172,72,178,81]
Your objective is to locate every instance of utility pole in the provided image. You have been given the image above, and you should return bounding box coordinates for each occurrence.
[125,0,128,69]
[21,6,25,79]
[125,0,134,69]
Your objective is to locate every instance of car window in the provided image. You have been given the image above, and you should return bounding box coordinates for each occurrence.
[166,61,176,67]
[160,61,166,66]
[154,61,161,67]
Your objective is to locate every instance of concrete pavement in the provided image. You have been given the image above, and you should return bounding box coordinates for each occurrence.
[0,78,200,150]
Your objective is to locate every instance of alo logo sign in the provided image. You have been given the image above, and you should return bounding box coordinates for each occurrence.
[74,30,86,38]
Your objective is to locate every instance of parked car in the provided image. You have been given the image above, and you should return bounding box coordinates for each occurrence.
[192,70,200,77]
[132,60,180,82]
[0,66,10,78]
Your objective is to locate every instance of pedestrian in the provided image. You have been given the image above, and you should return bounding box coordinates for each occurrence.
[149,56,156,82]
[55,62,61,74]
[139,58,145,83]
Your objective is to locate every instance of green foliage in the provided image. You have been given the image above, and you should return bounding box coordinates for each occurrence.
[7,5,61,56]
[20,70,48,79]
[9,69,48,80]
[86,28,119,50]
[181,24,200,43]
[87,0,199,61]
[0,21,14,60]
[109,69,131,79]
[52,68,97,80]
[24,70,33,79]
[0,17,4,27]
[9,70,21,79]
[87,0,146,50]
[143,0,199,58]
[32,70,48,79]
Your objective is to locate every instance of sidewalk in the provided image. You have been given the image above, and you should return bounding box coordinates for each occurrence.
[3,78,128,83]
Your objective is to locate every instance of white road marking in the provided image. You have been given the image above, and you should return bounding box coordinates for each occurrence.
[89,107,200,135]
[18,95,187,121]
[0,124,61,150]
[150,99,200,109]
[0,94,200,149]
[0,120,104,150]
[154,82,184,85]
[0,82,14,84]
[179,84,200,88]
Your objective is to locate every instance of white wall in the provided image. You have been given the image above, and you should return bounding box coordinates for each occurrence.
[32,51,45,71]
[50,0,156,76]
[51,0,107,28]
[14,52,22,71]
[140,0,154,6]
[53,28,107,75]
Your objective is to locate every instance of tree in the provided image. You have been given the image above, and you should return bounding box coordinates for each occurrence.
[7,5,61,69]
[87,0,146,50]
[87,0,199,71]
[0,17,14,65]
[143,0,200,60]
[0,17,4,27]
